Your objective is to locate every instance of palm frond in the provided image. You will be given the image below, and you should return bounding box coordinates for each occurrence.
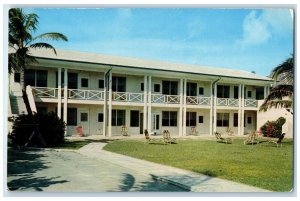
[25,13,39,31]
[264,85,293,102]
[259,100,293,112]
[29,43,57,54]
[32,33,68,42]
[271,57,294,81]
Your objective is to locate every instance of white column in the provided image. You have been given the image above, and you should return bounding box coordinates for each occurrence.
[179,78,183,136]
[241,84,245,135]
[63,68,68,124]
[238,84,242,135]
[63,68,68,136]
[264,86,267,99]
[183,79,187,136]
[213,82,217,134]
[103,72,107,137]
[147,76,152,132]
[57,68,62,118]
[209,81,213,135]
[108,70,112,137]
[143,75,148,132]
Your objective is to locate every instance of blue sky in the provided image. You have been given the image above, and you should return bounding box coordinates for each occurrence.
[26,8,293,76]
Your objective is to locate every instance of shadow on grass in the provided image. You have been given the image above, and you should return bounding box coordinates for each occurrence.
[7,148,68,191]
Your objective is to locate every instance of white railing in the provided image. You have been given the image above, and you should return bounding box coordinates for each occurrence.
[244,99,258,107]
[68,89,105,100]
[152,94,180,104]
[186,96,211,106]
[217,98,239,107]
[112,92,144,102]
[33,87,58,98]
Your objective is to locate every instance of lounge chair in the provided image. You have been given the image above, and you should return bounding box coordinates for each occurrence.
[163,130,177,144]
[226,127,234,136]
[269,133,285,147]
[244,131,259,145]
[214,132,232,144]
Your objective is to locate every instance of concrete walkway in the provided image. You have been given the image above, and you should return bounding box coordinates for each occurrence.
[77,143,271,192]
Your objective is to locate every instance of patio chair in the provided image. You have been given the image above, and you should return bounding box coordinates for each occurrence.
[121,125,129,136]
[226,127,234,136]
[163,130,177,144]
[269,133,285,147]
[190,127,199,135]
[214,132,232,144]
[244,131,259,145]
[144,129,161,144]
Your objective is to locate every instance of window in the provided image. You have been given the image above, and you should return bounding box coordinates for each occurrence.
[187,82,197,96]
[112,77,126,92]
[98,79,104,88]
[24,69,36,87]
[217,113,229,127]
[141,83,144,91]
[112,109,126,126]
[198,116,203,123]
[234,113,238,127]
[217,85,230,98]
[256,87,264,100]
[67,108,77,126]
[130,110,139,127]
[154,84,160,92]
[81,113,88,121]
[234,86,239,99]
[247,91,252,98]
[199,87,204,95]
[98,113,103,122]
[247,116,252,124]
[162,111,177,127]
[162,81,178,95]
[186,112,196,126]
[36,70,47,87]
[68,73,78,89]
[81,78,88,88]
[25,69,48,87]
[14,73,20,83]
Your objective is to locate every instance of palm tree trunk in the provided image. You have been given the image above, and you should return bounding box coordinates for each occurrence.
[20,69,32,114]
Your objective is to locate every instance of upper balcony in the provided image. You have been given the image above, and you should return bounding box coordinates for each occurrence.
[32,87,258,108]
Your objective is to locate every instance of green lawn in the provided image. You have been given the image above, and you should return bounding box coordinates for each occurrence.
[103,138,294,192]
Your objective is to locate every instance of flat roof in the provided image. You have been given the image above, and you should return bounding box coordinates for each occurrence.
[26,48,271,81]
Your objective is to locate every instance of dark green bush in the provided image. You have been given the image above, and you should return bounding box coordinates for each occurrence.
[260,117,286,138]
[9,112,66,147]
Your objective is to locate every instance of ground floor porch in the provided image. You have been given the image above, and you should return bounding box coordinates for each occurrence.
[35,102,258,137]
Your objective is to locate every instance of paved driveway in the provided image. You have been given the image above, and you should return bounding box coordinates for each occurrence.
[7,148,186,192]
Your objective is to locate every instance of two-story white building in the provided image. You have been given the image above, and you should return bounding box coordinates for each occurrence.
[9,49,272,137]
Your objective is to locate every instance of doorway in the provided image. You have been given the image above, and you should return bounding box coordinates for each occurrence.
[152,113,160,135]
[139,113,143,134]
[78,109,89,135]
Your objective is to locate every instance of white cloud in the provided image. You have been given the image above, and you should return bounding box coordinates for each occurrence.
[237,9,293,47]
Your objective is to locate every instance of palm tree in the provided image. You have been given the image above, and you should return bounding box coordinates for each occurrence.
[259,56,294,112]
[9,8,67,113]
[9,8,68,89]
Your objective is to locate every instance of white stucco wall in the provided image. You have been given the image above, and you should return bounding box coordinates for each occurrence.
[257,100,293,138]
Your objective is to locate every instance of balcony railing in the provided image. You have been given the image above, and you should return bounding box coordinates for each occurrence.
[33,87,58,98]
[244,99,258,107]
[152,94,180,104]
[217,98,239,107]
[112,92,144,103]
[68,89,105,100]
[186,96,211,106]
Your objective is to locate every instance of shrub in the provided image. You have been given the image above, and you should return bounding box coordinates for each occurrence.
[9,112,66,147]
[260,117,286,138]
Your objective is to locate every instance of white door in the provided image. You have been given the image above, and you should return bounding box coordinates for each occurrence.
[152,113,160,135]
[78,109,90,135]
[96,111,103,135]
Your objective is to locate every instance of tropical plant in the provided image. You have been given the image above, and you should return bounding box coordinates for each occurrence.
[9,112,66,147]
[259,56,294,112]
[8,8,68,89]
[260,117,286,138]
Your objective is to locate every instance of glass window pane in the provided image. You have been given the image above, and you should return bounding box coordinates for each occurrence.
[154,84,160,92]
[81,113,88,122]
[25,69,35,87]
[198,116,203,123]
[162,111,169,126]
[130,110,139,127]
[98,113,103,122]
[67,108,77,126]
[162,81,169,94]
[117,110,126,126]
[112,110,116,126]
[81,78,88,87]
[98,79,104,88]
[170,111,177,126]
